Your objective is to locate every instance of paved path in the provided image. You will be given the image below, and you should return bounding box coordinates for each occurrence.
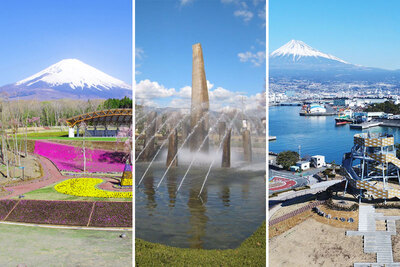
[347,205,400,267]
[2,155,65,199]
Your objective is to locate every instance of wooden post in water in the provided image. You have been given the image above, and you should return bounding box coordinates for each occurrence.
[143,111,157,161]
[221,126,231,168]
[242,129,252,162]
[166,128,178,167]
[218,121,226,143]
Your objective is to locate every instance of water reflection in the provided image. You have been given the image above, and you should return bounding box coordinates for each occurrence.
[187,188,208,248]
[167,170,178,207]
[135,162,265,249]
[143,169,157,213]
[241,180,250,200]
[219,185,230,207]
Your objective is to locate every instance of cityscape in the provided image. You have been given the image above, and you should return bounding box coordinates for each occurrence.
[269,1,400,266]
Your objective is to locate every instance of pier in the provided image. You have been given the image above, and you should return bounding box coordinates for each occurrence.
[299,111,337,116]
[350,121,383,129]
[350,118,400,129]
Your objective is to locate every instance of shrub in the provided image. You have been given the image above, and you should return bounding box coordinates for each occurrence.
[325,198,358,211]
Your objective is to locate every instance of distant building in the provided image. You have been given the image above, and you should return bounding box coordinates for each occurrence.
[309,104,326,113]
[333,98,349,107]
[311,155,326,168]
[268,154,277,165]
[285,90,295,97]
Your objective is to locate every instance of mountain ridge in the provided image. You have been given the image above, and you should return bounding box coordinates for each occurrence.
[269,40,400,82]
[0,59,131,100]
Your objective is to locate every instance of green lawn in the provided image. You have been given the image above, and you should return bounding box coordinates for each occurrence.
[135,221,266,266]
[0,223,132,267]
[17,182,132,202]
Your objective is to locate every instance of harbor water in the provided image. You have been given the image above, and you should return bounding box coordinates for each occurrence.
[269,106,400,164]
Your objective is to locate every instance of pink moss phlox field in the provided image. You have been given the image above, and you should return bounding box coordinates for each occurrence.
[0,200,18,220]
[89,202,132,227]
[34,140,128,172]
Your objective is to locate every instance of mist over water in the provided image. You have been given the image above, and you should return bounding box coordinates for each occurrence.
[135,106,266,249]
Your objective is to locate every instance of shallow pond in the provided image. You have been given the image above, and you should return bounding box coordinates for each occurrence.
[135,156,265,249]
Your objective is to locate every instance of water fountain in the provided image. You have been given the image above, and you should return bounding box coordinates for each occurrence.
[135,43,266,249]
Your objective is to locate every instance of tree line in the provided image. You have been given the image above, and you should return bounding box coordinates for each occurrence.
[365,100,400,114]
[0,97,132,127]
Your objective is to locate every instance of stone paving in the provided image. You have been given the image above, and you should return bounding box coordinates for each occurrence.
[347,205,400,267]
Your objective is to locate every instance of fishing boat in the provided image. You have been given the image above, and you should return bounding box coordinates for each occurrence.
[335,109,354,125]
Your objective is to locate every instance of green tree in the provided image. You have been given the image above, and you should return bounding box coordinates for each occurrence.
[276,150,299,170]
[100,97,132,109]
[365,100,400,114]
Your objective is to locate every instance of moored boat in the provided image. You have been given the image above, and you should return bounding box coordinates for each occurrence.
[335,109,354,125]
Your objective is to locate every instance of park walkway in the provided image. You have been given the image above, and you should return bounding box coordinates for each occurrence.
[0,152,132,229]
[2,155,65,199]
[347,205,400,267]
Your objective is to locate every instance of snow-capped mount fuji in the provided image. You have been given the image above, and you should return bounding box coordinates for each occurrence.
[0,59,132,100]
[270,40,348,64]
[269,40,399,82]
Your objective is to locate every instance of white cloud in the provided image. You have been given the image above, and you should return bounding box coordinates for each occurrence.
[258,4,266,27]
[177,85,192,98]
[135,79,176,99]
[207,80,214,90]
[210,87,236,100]
[169,98,191,109]
[222,0,264,25]
[136,79,263,112]
[234,9,253,22]
[238,51,265,66]
[180,0,194,5]
[135,48,145,60]
[176,80,214,98]
[136,98,159,108]
[255,38,265,46]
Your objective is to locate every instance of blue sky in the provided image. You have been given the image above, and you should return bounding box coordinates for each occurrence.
[0,0,132,86]
[135,0,266,110]
[270,0,400,70]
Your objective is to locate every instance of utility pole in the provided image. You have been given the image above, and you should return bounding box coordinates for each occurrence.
[298,145,301,160]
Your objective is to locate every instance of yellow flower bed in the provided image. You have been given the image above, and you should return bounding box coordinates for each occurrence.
[55,178,132,198]
[121,178,133,186]
[121,171,132,186]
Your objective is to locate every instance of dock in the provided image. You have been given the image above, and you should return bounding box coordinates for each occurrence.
[299,111,337,116]
[350,121,383,129]
[279,103,302,106]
